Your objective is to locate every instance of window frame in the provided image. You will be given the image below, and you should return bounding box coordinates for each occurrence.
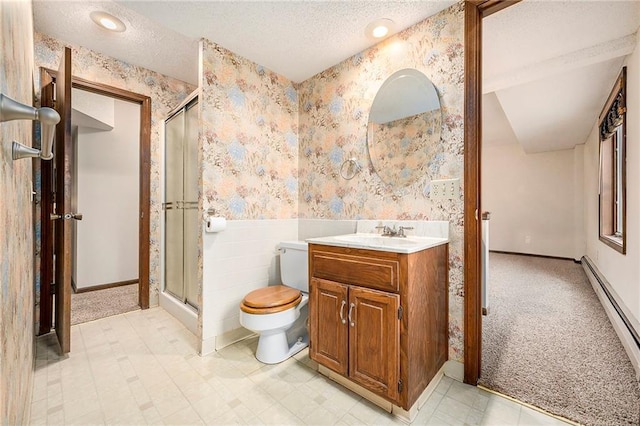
[598,67,627,254]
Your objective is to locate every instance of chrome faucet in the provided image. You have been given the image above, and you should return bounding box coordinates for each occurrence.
[375,225,394,236]
[397,226,414,238]
[375,225,414,238]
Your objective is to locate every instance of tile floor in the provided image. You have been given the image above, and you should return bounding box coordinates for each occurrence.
[30,308,570,425]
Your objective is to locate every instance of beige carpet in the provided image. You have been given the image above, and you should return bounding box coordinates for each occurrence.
[479,253,640,425]
[71,283,139,325]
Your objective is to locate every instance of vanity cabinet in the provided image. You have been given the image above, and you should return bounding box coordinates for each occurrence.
[312,278,400,401]
[308,243,448,411]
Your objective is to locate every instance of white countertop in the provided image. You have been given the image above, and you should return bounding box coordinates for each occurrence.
[306,233,449,254]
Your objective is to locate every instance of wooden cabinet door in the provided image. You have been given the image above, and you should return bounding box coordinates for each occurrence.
[309,278,348,375]
[348,286,400,402]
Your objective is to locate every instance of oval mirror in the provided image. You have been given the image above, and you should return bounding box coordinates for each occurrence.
[367,68,441,187]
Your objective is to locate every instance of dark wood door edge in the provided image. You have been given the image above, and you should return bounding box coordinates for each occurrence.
[138,97,151,310]
[463,0,520,385]
[54,47,72,354]
[38,68,55,336]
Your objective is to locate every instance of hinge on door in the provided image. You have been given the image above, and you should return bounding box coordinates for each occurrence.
[398,379,403,393]
[50,283,56,294]
[398,306,403,320]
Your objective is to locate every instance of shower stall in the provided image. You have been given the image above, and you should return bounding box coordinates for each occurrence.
[163,94,199,315]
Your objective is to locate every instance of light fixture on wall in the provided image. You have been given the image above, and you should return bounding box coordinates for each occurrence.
[90,11,126,32]
[365,18,395,40]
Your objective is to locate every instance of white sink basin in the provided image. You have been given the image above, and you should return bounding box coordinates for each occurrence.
[306,233,448,254]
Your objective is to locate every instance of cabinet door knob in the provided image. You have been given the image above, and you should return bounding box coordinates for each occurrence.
[348,303,355,327]
[339,300,347,324]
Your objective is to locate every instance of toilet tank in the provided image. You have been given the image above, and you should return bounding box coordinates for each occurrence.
[279,241,309,292]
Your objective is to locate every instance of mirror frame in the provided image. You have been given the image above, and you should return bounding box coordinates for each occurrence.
[366,68,442,188]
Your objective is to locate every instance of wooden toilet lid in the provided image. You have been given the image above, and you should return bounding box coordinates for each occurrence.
[240,285,302,314]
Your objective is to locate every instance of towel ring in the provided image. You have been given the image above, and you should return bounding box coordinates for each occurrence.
[340,158,361,180]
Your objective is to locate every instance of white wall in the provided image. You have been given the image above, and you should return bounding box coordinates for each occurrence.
[482,143,583,259]
[72,88,114,130]
[201,219,298,353]
[75,98,140,289]
[584,37,640,328]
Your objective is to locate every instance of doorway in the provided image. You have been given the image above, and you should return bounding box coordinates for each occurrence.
[68,88,141,324]
[463,0,518,385]
[466,1,640,422]
[37,67,152,353]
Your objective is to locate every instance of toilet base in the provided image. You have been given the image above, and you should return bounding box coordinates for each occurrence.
[256,331,309,364]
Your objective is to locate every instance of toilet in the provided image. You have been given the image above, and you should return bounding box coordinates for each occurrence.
[239,241,309,364]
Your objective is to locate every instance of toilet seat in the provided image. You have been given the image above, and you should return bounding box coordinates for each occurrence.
[240,285,302,315]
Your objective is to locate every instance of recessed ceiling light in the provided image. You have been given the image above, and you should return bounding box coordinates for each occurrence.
[90,11,126,32]
[365,18,395,40]
[372,25,389,38]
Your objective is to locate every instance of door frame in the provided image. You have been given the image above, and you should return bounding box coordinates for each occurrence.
[463,0,520,384]
[69,77,152,309]
[39,72,152,333]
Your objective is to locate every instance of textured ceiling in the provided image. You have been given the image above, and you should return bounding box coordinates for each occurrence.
[483,1,640,153]
[33,0,456,84]
[483,1,640,82]
[33,0,199,84]
[119,1,457,83]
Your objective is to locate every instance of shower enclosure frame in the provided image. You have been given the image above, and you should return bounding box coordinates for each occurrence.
[163,90,200,310]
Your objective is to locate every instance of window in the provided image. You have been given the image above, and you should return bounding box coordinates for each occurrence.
[599,67,626,254]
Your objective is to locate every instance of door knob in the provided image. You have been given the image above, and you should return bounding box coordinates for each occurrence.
[50,213,83,221]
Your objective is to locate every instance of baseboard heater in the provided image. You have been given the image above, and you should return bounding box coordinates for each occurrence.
[582,256,640,350]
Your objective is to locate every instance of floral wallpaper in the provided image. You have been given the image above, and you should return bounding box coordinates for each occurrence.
[298,3,465,361]
[34,33,196,307]
[369,109,442,187]
[197,39,299,347]
[0,1,36,423]
[199,39,299,220]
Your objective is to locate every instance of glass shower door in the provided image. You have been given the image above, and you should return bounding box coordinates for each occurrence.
[165,110,185,300]
[164,98,199,309]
